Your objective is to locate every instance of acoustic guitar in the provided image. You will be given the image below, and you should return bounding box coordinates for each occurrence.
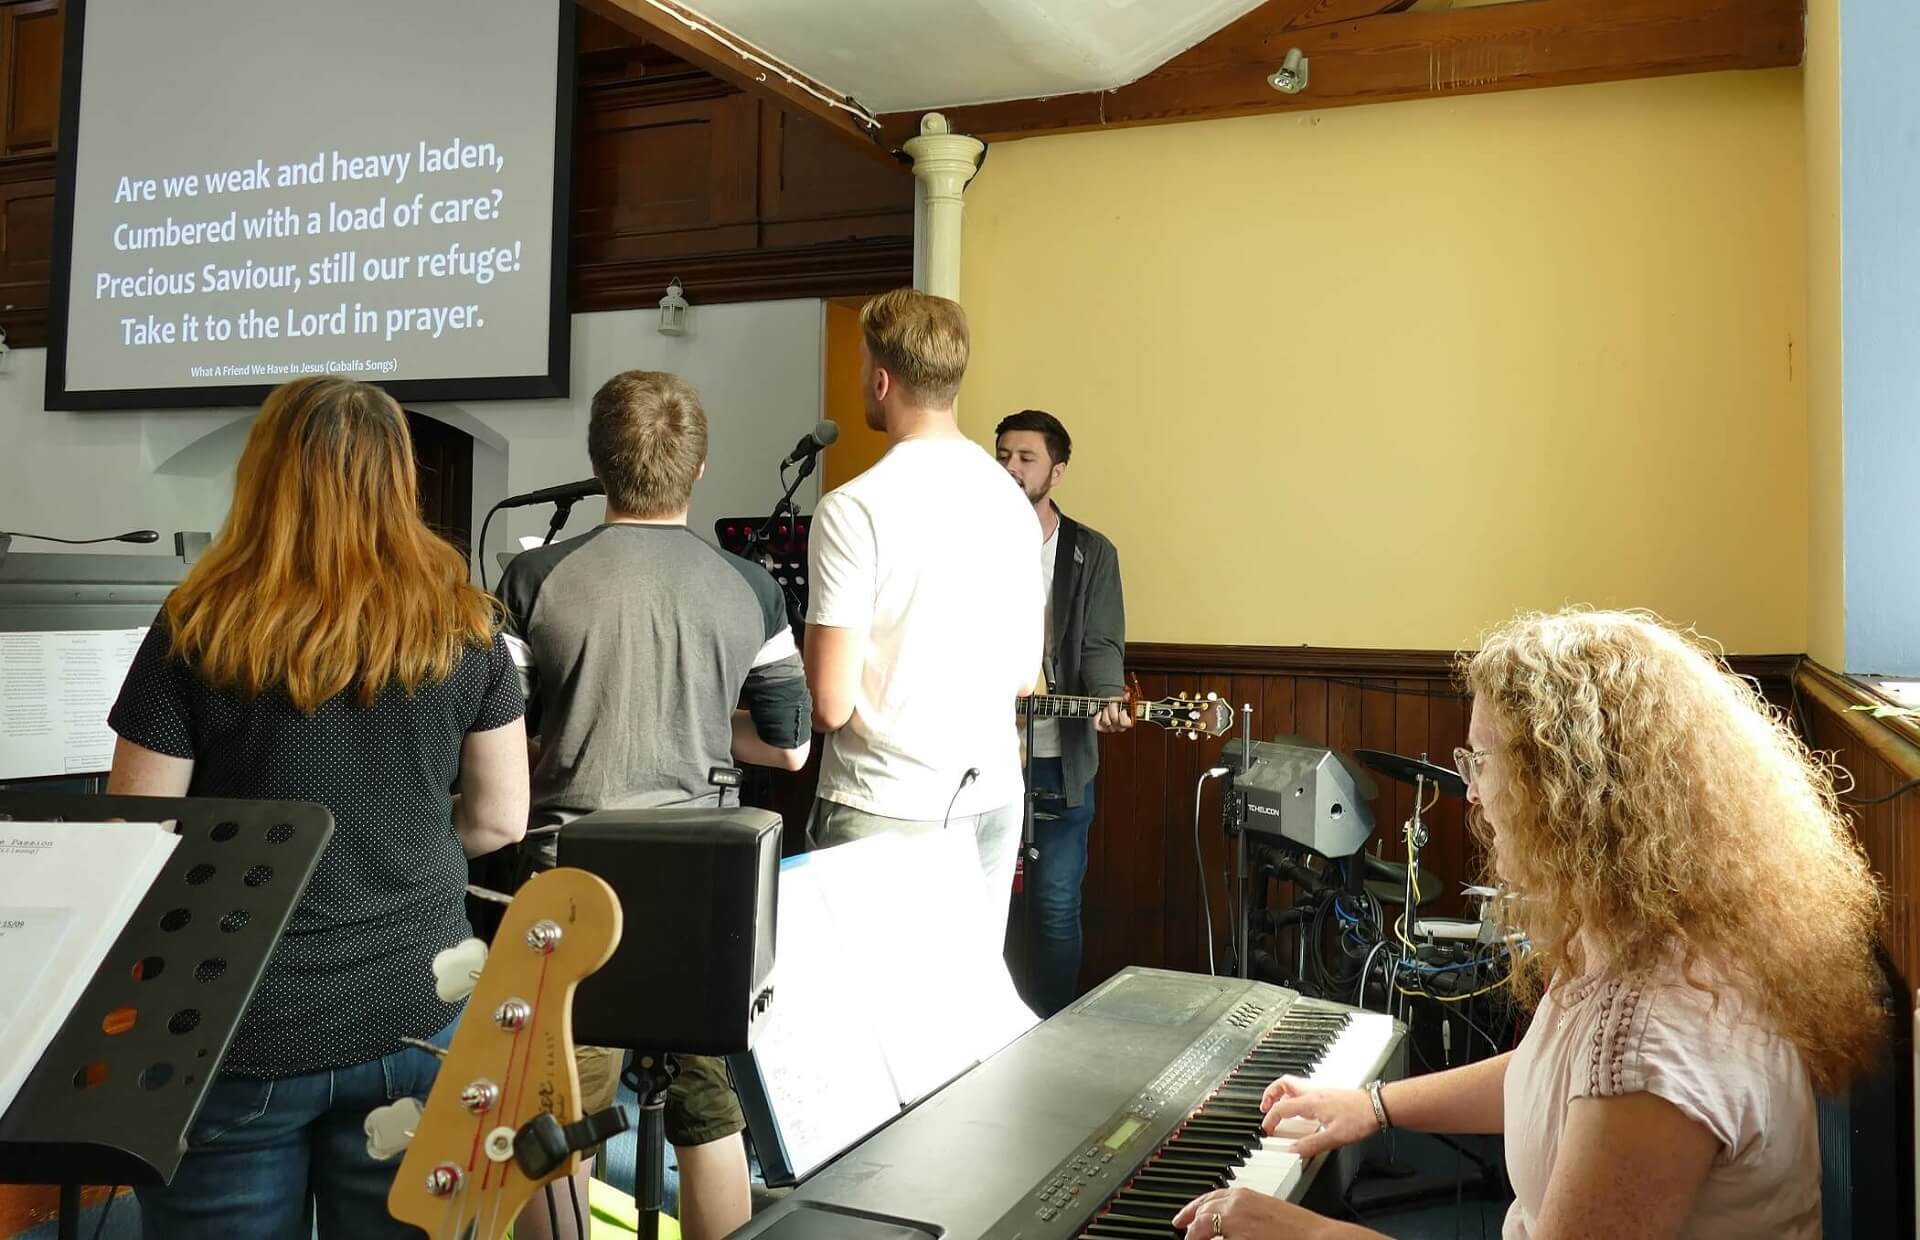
[1019,673,1235,741]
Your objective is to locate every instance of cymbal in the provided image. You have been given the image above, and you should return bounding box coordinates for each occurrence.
[1353,748,1466,798]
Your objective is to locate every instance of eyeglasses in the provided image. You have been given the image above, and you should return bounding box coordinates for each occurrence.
[1453,746,1492,787]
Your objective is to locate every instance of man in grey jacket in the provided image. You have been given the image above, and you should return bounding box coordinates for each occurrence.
[996,410,1129,1015]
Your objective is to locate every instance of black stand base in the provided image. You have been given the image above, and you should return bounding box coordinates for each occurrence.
[58,1182,81,1240]
[623,1052,680,1240]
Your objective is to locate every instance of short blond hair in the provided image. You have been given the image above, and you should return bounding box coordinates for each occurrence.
[860,288,969,406]
[588,370,708,519]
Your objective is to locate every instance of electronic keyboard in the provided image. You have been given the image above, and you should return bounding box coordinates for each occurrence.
[733,967,1406,1240]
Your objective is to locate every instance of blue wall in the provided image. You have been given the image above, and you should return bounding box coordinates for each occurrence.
[1842,0,1920,675]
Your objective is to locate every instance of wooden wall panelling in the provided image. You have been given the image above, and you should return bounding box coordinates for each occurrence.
[0,0,57,351]
[0,156,52,347]
[570,59,912,311]
[1797,662,1920,993]
[1129,670,1171,973]
[876,0,1805,147]
[0,0,59,157]
[1075,645,1799,987]
[1794,661,1920,1237]
[573,82,762,264]
[756,105,914,250]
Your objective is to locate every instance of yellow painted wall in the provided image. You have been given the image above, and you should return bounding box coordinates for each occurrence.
[1804,0,1847,669]
[959,70,1809,653]
[822,297,889,489]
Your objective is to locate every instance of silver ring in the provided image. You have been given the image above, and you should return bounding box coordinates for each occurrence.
[1211,1212,1225,1237]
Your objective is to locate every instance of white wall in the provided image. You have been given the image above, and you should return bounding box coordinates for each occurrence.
[0,300,826,577]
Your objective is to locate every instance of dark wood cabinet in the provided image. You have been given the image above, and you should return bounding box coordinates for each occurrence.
[0,159,52,347]
[572,17,912,310]
[0,0,57,348]
[0,0,58,157]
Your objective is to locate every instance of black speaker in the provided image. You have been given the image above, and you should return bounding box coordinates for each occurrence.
[558,806,780,1055]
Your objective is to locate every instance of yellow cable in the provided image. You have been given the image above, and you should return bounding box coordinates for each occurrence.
[1394,976,1512,1003]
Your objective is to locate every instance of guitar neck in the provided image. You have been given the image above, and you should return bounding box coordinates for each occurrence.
[1019,694,1140,721]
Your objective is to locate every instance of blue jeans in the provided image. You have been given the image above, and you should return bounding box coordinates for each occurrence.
[1026,757,1096,1017]
[135,1023,454,1239]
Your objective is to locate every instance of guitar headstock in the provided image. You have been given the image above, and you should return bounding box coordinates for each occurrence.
[1140,691,1236,741]
[386,867,622,1238]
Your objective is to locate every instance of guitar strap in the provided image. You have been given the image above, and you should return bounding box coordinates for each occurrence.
[1047,515,1081,692]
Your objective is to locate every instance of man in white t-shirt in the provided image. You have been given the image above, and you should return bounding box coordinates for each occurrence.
[803,288,1042,952]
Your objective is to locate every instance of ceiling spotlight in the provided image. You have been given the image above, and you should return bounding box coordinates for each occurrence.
[1268,48,1310,95]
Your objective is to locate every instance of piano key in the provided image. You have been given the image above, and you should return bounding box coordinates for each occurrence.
[1227,1151,1304,1200]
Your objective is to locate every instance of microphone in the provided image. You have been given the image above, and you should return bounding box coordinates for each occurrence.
[0,528,160,545]
[496,479,605,510]
[943,767,981,831]
[780,421,840,469]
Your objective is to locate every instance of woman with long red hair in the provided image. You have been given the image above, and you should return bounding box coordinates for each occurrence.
[108,376,528,1238]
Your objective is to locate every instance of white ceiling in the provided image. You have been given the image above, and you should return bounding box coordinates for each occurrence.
[677,0,1269,115]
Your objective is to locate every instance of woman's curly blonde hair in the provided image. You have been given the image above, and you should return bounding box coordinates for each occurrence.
[1462,608,1883,1093]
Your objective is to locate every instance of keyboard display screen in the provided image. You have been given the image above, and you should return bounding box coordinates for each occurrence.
[1102,1117,1147,1150]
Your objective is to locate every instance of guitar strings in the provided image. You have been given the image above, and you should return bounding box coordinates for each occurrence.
[434,1173,469,1240]
[508,953,555,1131]
[426,918,562,1240]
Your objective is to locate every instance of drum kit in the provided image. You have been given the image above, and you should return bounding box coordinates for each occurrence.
[1349,747,1463,913]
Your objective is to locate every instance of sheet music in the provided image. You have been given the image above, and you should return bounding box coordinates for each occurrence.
[743,830,1041,1180]
[743,860,902,1177]
[0,821,179,1120]
[0,629,147,780]
[805,830,1024,1104]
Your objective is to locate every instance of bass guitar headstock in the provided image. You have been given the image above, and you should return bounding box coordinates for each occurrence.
[382,867,622,1239]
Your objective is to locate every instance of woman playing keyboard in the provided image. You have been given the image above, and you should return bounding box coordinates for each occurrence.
[1176,608,1881,1240]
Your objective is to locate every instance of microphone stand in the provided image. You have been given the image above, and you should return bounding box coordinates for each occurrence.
[542,497,580,547]
[1022,697,1039,867]
[752,453,818,633]
[756,453,817,541]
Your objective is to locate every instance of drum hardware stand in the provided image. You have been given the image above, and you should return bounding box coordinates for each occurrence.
[1234,703,1252,979]
[1398,758,1433,1025]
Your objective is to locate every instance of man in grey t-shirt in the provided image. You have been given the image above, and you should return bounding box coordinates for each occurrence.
[498,370,809,1240]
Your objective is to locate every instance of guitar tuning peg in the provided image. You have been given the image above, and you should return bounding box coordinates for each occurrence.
[1206,692,1218,701]
[1188,731,1199,741]
[365,1096,423,1161]
[432,937,488,1002]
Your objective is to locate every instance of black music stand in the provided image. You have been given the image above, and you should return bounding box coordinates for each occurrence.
[0,793,332,1240]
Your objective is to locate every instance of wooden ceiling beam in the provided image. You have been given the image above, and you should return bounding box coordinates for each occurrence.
[1277,0,1421,30]
[576,0,901,168]
[875,0,1802,148]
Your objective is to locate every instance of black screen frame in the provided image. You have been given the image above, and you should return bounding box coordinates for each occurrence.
[43,0,576,412]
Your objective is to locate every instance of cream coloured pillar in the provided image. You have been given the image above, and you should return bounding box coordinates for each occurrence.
[904,113,985,300]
